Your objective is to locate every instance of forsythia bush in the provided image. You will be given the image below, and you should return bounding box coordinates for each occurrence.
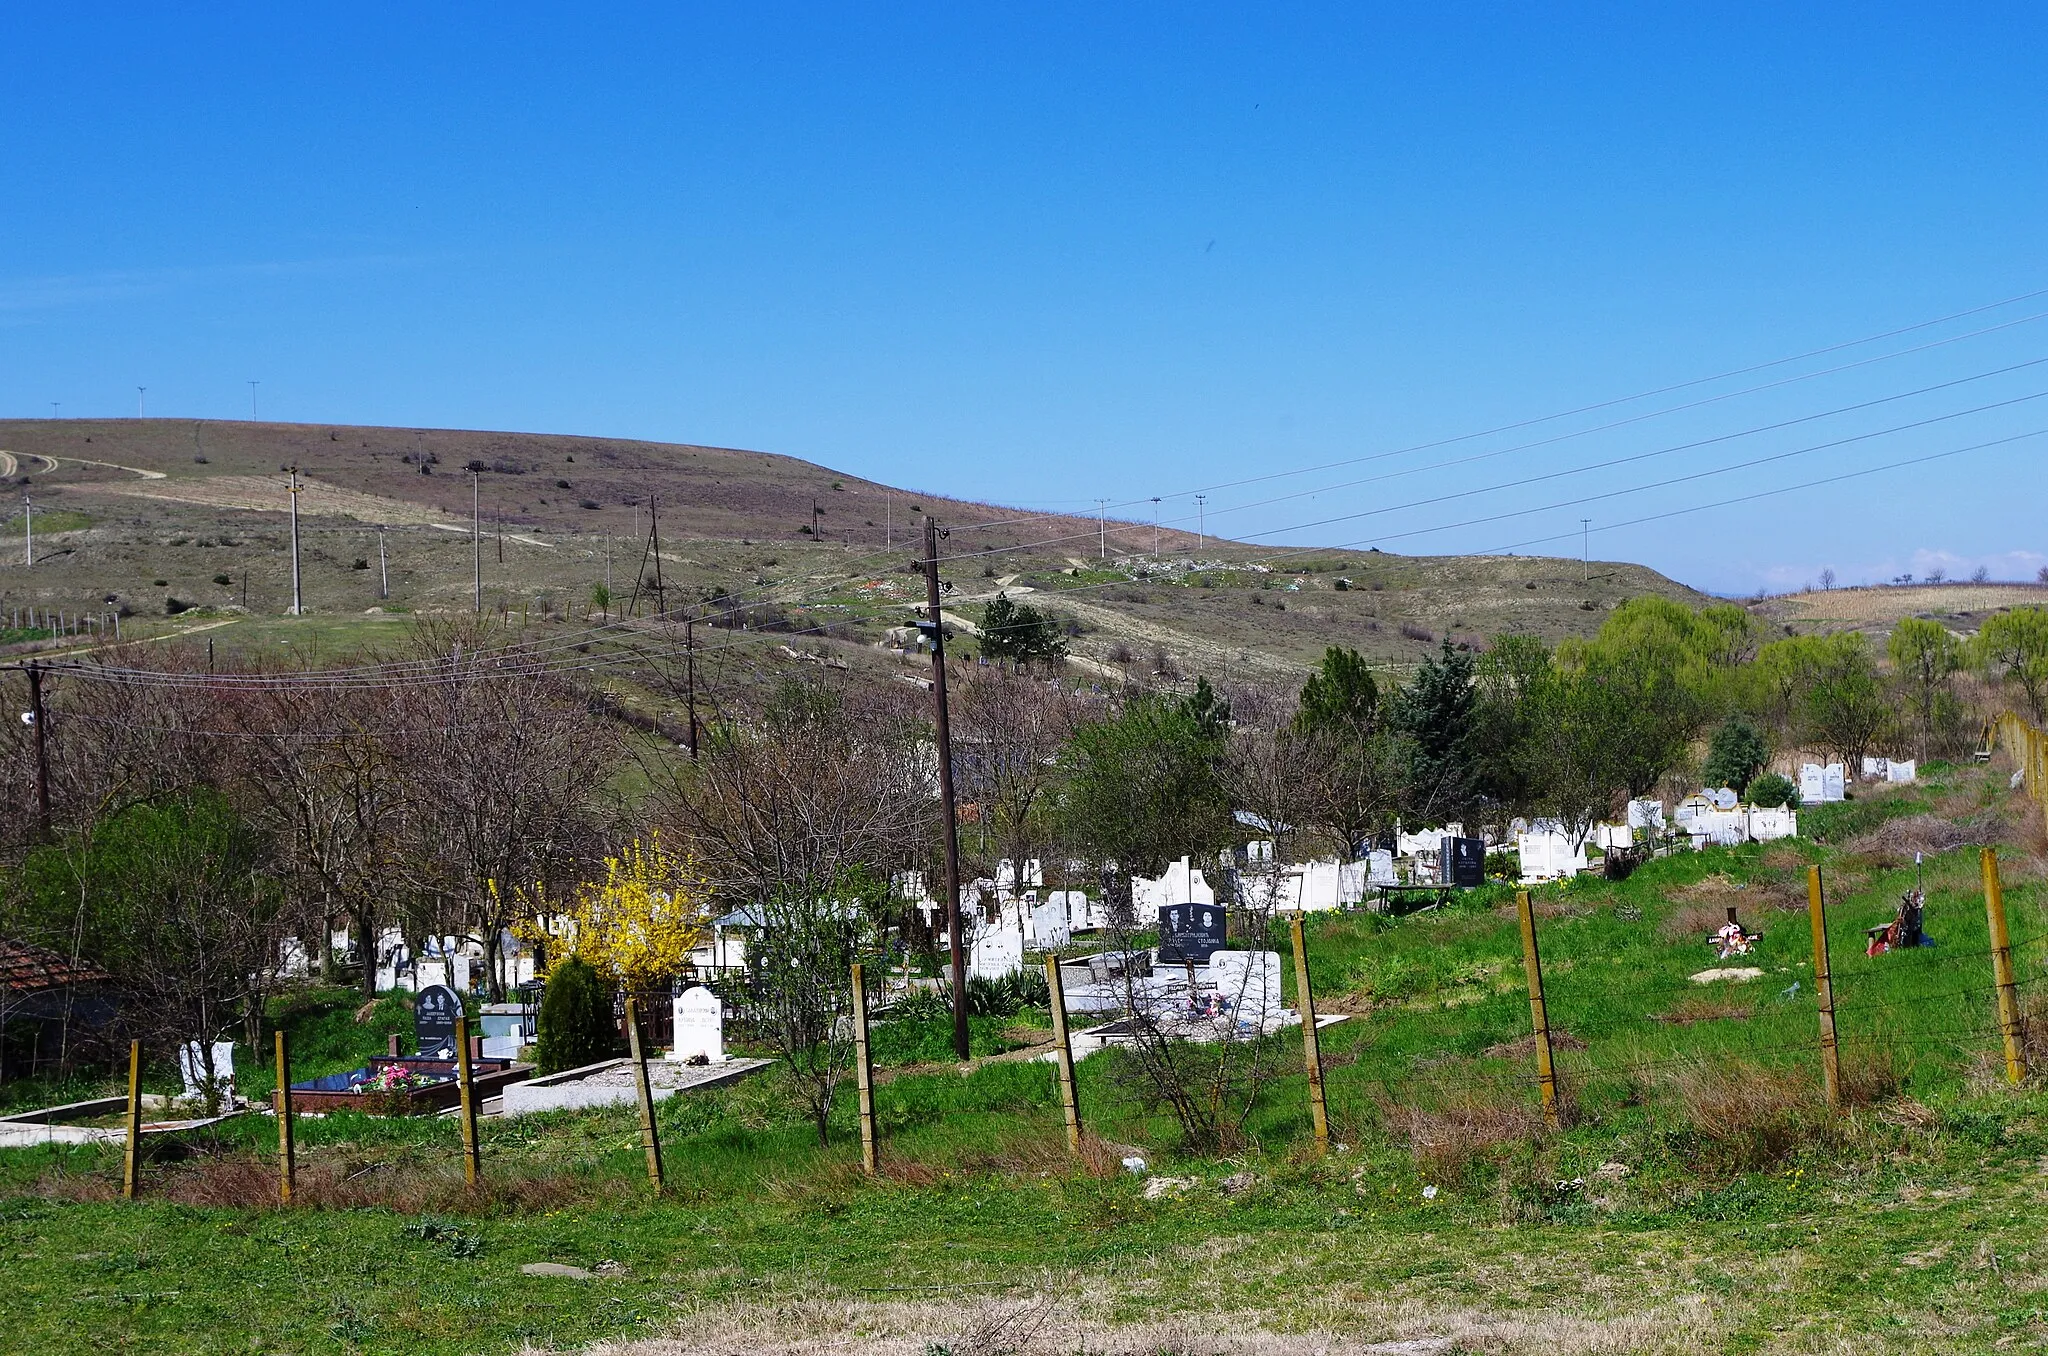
[520,833,710,992]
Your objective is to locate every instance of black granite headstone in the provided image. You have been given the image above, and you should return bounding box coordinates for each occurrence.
[413,983,463,1058]
[1440,836,1487,888]
[1157,903,1227,964]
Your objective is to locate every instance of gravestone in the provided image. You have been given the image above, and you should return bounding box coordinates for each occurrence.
[668,985,726,1063]
[1207,950,1285,1028]
[413,983,464,1058]
[1823,763,1846,802]
[970,922,1025,978]
[178,1040,237,1099]
[1799,764,1826,805]
[1438,836,1487,887]
[451,954,471,993]
[1157,902,1227,964]
[1029,898,1072,949]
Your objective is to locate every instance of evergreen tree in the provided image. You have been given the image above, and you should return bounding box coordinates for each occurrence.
[979,593,1068,662]
[535,955,615,1074]
[1701,716,1770,793]
[1391,640,1478,822]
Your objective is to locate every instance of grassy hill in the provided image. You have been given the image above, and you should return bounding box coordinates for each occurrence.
[0,417,1711,681]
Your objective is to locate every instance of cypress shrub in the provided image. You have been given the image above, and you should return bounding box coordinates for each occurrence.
[535,956,615,1073]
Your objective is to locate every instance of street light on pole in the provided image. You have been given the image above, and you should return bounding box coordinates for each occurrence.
[1196,495,1207,549]
[1151,498,1161,557]
[1096,498,1108,562]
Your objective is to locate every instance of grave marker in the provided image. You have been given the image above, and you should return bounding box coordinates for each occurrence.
[414,983,463,1058]
[668,985,726,1063]
[1158,903,1227,964]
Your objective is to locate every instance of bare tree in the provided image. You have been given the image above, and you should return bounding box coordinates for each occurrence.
[954,666,1095,891]
[663,677,933,1142]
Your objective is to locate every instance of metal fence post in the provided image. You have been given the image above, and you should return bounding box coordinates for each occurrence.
[1515,890,1560,1129]
[121,1040,143,1199]
[625,997,666,1190]
[1288,914,1331,1155]
[1807,865,1842,1110]
[851,962,878,1174]
[1983,847,2028,1084]
[1044,956,1083,1154]
[455,1015,481,1186]
[274,1030,295,1206]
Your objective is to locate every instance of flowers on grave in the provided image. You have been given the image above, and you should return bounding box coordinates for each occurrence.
[1711,922,1756,959]
[362,1063,429,1094]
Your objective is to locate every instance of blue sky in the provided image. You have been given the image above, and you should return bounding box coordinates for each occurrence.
[2,5,2044,593]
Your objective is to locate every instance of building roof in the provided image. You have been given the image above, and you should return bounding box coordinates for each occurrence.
[0,938,112,997]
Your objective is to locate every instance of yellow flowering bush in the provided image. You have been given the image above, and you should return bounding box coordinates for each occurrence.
[514,834,709,990]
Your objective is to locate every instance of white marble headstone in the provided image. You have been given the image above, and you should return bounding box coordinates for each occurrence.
[178,1040,237,1099]
[1206,950,1285,1027]
[669,985,726,1063]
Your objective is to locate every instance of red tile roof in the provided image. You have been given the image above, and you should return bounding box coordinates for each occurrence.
[0,938,111,996]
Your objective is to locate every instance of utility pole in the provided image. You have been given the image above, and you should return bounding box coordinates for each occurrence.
[471,469,482,612]
[377,528,389,600]
[685,613,699,759]
[1196,495,1207,549]
[921,516,971,1061]
[285,467,303,615]
[1151,498,1161,556]
[136,387,146,417]
[649,495,666,616]
[1096,499,1107,561]
[1580,518,1591,584]
[26,664,50,840]
[21,491,31,567]
[885,493,892,551]
[811,503,821,542]
[248,381,259,421]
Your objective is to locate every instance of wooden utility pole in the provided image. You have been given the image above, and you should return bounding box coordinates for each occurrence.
[1984,848,2027,1084]
[649,494,666,616]
[1807,866,1841,1110]
[26,664,50,840]
[1044,956,1082,1153]
[685,614,699,759]
[1515,890,1560,1128]
[851,962,878,1173]
[625,998,666,1189]
[1289,914,1330,1155]
[922,516,971,1061]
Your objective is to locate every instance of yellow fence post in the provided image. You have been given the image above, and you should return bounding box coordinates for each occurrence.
[455,1015,481,1186]
[851,962,878,1174]
[1043,956,1083,1154]
[274,1030,295,1206]
[1983,847,2028,1084]
[625,997,666,1190]
[121,1039,143,1200]
[1289,914,1331,1155]
[1514,890,1560,1129]
[1807,865,1842,1111]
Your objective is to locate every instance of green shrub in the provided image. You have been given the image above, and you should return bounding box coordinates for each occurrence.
[1747,772,1797,808]
[534,957,615,1074]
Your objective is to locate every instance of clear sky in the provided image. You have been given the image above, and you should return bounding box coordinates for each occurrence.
[3,5,2044,594]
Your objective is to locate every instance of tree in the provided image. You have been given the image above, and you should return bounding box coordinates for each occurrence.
[534,955,614,1074]
[1701,717,1770,793]
[1513,668,1639,842]
[1801,633,1893,769]
[1888,618,1963,756]
[1056,680,1233,923]
[1974,607,2048,721]
[978,593,1067,662]
[389,622,616,999]
[534,833,709,995]
[1292,648,1405,854]
[955,666,1093,892]
[6,793,280,1102]
[1390,640,1478,823]
[1747,772,1798,808]
[1469,634,1552,816]
[665,678,931,1142]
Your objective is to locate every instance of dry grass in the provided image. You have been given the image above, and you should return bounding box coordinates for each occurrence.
[877,1130,1122,1185]
[567,1286,1728,1356]
[1379,1080,1554,1175]
[29,1150,593,1214]
[1844,812,2003,866]
[1662,1058,1825,1169]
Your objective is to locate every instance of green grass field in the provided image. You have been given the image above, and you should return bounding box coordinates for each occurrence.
[5,766,2048,1354]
